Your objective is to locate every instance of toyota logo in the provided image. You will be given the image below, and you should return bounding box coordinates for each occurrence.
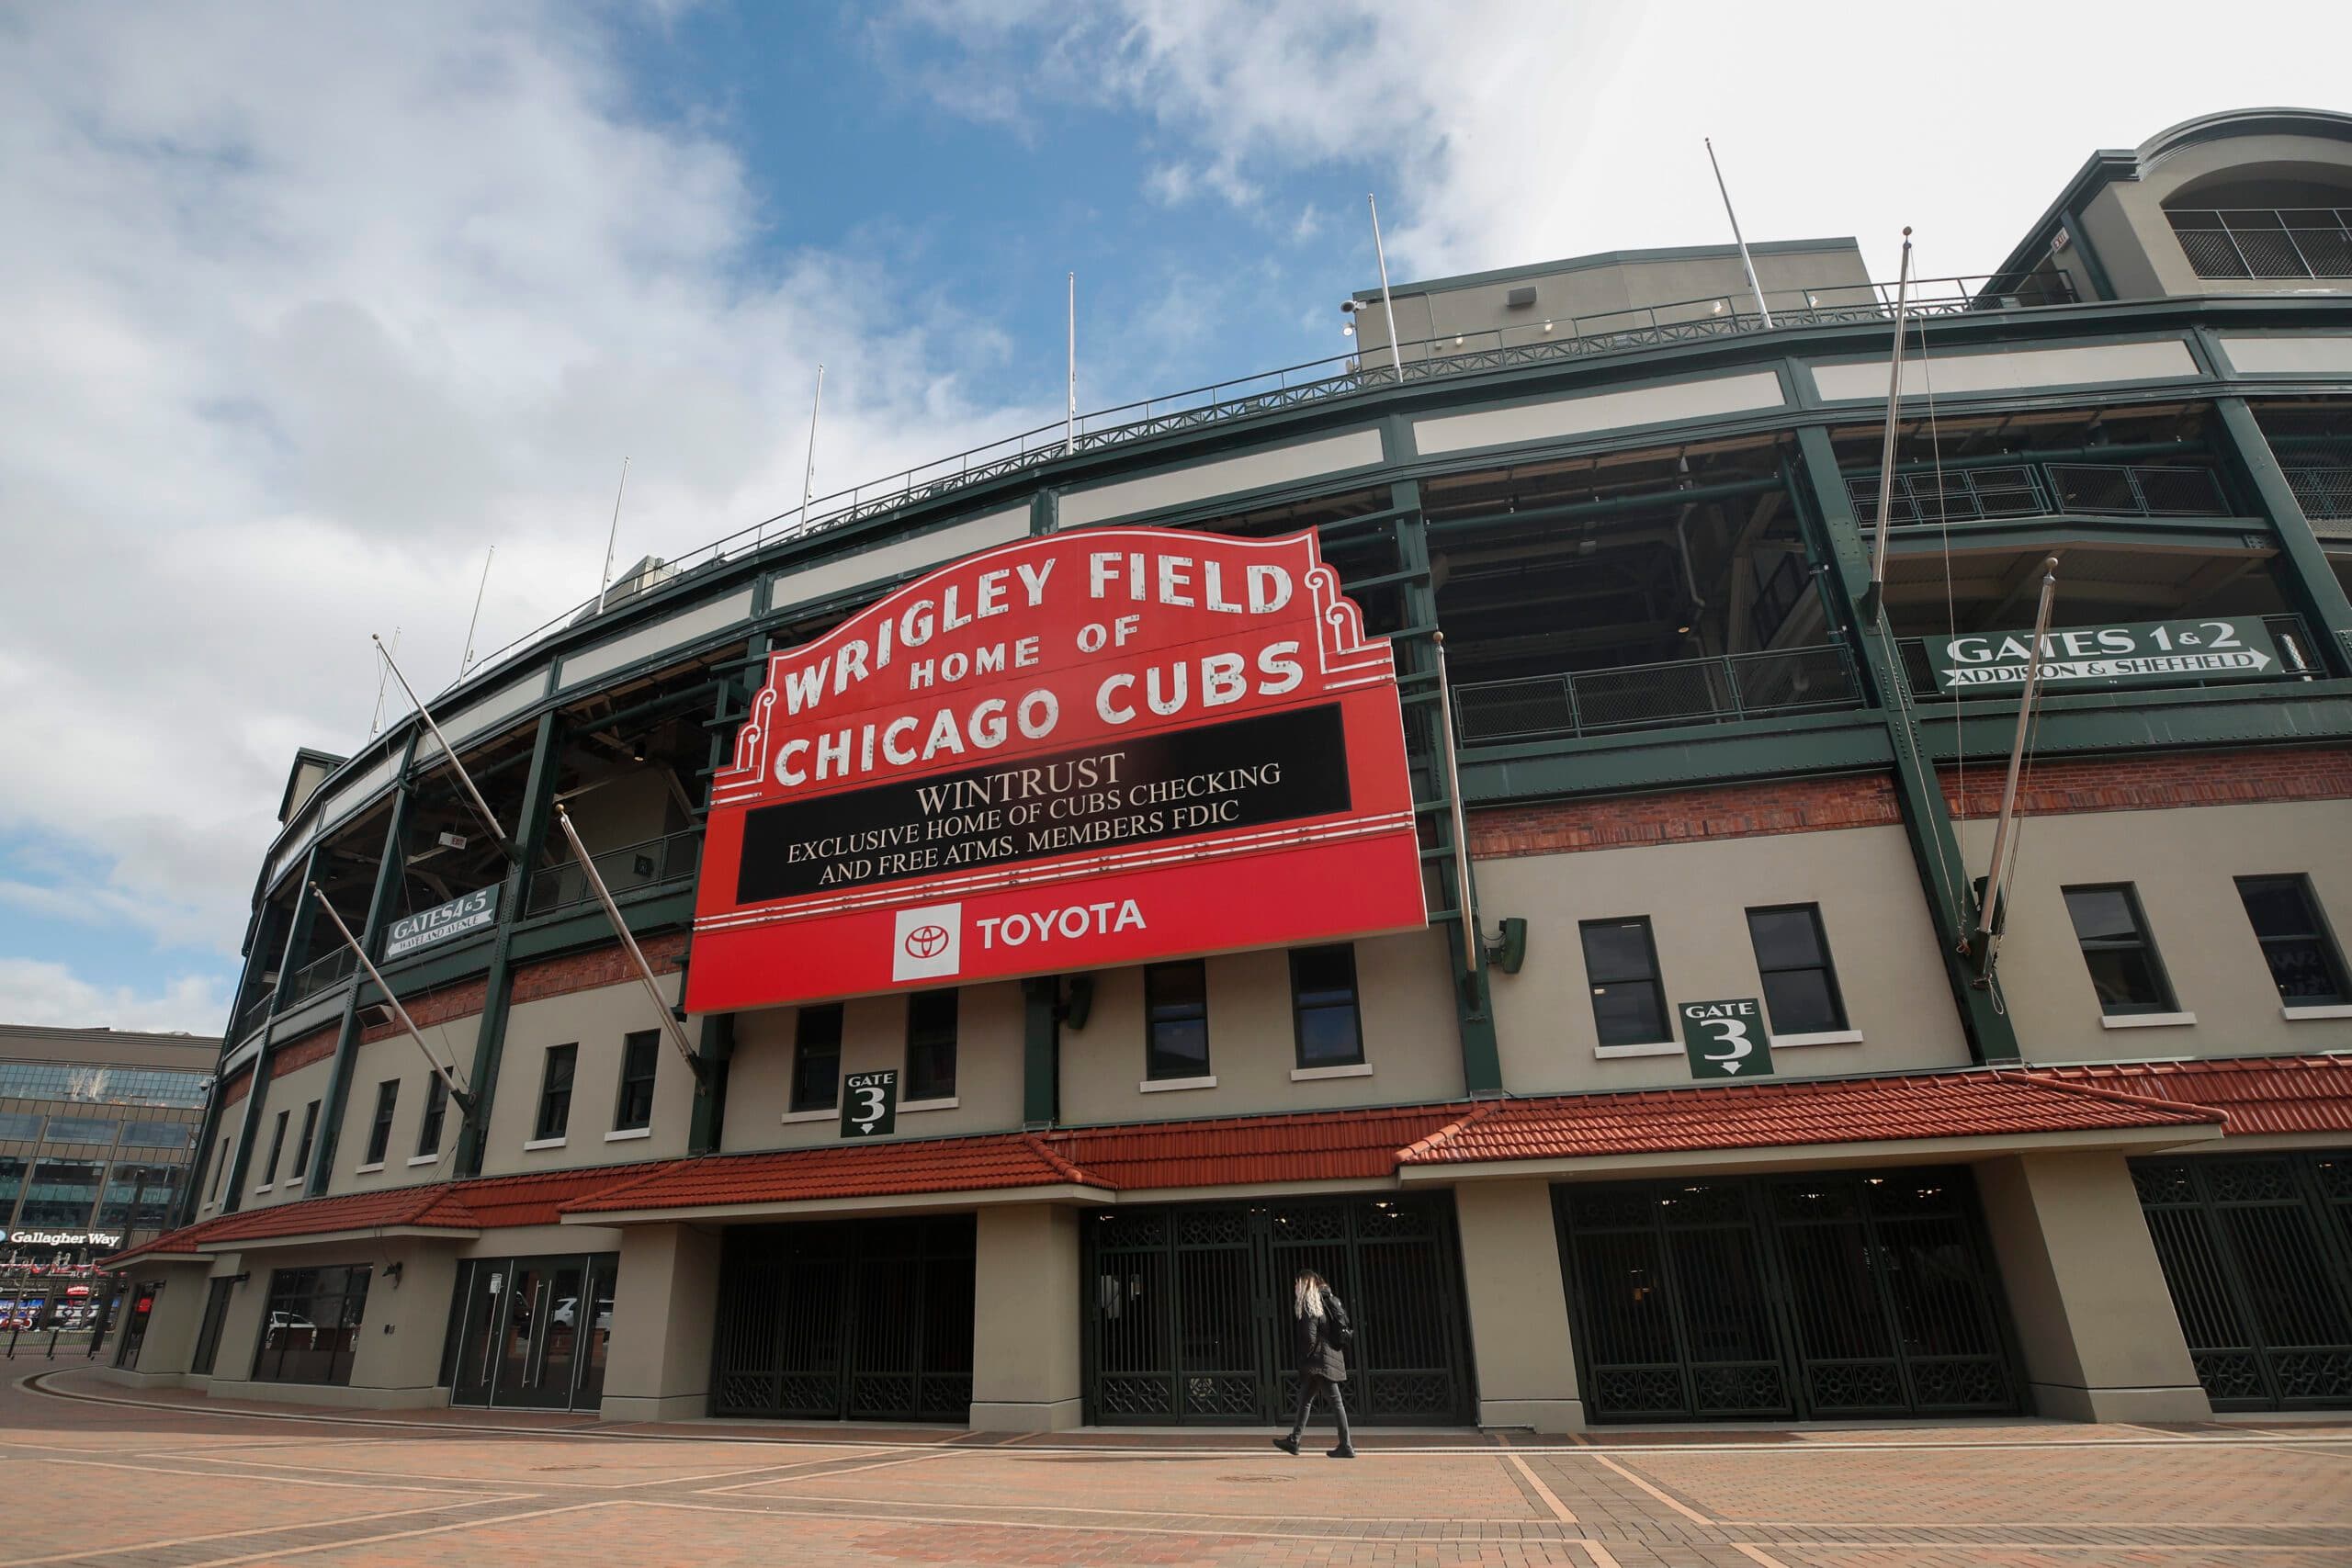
[903,924,951,959]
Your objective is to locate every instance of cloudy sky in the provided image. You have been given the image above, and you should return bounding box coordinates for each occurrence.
[1,1,2342,1034]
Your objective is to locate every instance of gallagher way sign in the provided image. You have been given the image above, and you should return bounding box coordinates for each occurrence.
[383,886,499,960]
[686,527,1426,1011]
[1929,618,2281,692]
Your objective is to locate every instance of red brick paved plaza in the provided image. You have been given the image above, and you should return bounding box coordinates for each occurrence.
[6,1368,2350,1567]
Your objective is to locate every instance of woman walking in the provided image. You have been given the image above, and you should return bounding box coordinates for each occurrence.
[1272,1268,1355,1458]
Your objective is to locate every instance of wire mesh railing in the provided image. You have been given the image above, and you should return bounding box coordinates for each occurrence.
[1846,460,2233,526]
[435,274,2082,703]
[2167,209,2352,280]
[526,829,701,917]
[1895,612,2324,701]
[282,946,357,1008]
[1453,644,1863,744]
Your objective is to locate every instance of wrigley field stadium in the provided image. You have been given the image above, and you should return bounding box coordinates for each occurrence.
[102,107,2352,1433]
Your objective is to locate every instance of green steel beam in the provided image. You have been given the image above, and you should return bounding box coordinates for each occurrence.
[2215,397,2352,678]
[457,712,564,1179]
[1394,491,1503,1097]
[1792,425,2019,1062]
[306,748,419,1197]
[1461,711,1895,800]
[1023,976,1060,1128]
[1424,476,1781,538]
[687,1011,734,1155]
[219,846,322,1214]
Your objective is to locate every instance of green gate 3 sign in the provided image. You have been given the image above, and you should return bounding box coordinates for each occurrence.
[842,1069,898,1138]
[1680,998,1773,1079]
[1929,618,2281,692]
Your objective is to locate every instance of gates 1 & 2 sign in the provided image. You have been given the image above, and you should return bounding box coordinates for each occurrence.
[1928,618,2283,692]
[684,527,1427,1011]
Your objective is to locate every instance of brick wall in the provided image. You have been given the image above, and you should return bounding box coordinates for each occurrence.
[217,1066,252,1109]
[509,932,687,1007]
[358,977,490,1044]
[267,1025,339,1079]
[1470,747,2352,860]
[1469,773,1902,858]
[1939,746,2352,819]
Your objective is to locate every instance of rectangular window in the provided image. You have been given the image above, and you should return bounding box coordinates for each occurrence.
[0,1155,27,1217]
[41,1116,118,1146]
[98,1163,169,1225]
[1146,961,1211,1079]
[250,1265,371,1386]
[119,1121,194,1149]
[614,1032,659,1131]
[2062,884,2176,1015]
[1746,904,1849,1035]
[2236,875,2349,1006]
[19,1159,103,1226]
[535,1043,577,1141]
[905,991,958,1101]
[0,1112,42,1141]
[1290,945,1364,1068]
[789,1005,843,1113]
[364,1080,399,1165]
[416,1075,448,1158]
[1580,918,1668,1047]
[190,1276,236,1376]
[291,1100,319,1184]
[263,1111,289,1186]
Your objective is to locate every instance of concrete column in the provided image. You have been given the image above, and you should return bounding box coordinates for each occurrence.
[970,1203,1083,1431]
[600,1222,722,1422]
[1976,1150,2212,1423]
[345,1244,459,1404]
[1454,1179,1583,1431]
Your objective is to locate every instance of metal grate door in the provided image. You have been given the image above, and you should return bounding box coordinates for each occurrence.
[1560,1167,2018,1422]
[1083,1195,1472,1425]
[710,1214,976,1421]
[2132,1153,2352,1409]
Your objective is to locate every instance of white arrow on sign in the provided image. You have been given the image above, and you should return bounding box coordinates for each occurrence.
[1701,1015,1755,1070]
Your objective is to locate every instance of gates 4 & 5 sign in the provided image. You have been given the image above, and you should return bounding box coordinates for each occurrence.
[1679,998,1773,1080]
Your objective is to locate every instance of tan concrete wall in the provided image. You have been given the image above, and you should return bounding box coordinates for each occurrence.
[457,1224,624,1259]
[1955,800,2352,1064]
[1976,1151,2211,1422]
[479,973,695,1175]
[2104,132,2352,298]
[1476,824,1970,1095]
[106,1259,211,1376]
[327,1031,470,1196]
[1057,932,1464,1126]
[721,980,1025,1152]
[971,1204,1083,1430]
[600,1222,721,1421]
[242,1056,334,1209]
[1454,1179,1584,1430]
[197,1239,459,1410]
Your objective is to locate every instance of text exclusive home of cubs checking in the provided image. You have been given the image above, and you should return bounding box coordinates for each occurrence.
[684,527,1428,1011]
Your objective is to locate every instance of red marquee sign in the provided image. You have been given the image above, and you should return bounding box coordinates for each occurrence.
[684,526,1427,1012]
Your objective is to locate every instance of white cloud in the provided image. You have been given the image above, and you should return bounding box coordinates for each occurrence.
[0,960,228,1036]
[908,0,2352,282]
[0,6,1049,973]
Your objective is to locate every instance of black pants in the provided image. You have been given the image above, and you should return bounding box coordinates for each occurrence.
[1285,1372,1352,1448]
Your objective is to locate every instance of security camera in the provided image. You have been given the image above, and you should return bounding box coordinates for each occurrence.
[1340,299,1361,313]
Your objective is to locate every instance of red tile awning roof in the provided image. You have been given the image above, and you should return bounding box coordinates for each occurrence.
[113,1065,2245,1256]
[2032,1054,2352,1137]
[109,1166,651,1269]
[561,1132,1100,1217]
[1395,1069,2222,1168]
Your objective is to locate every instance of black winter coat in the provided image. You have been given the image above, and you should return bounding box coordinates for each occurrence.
[1293,1288,1351,1382]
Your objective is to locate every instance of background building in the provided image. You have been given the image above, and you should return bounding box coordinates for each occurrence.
[1,1023,212,1331]
[101,107,2352,1427]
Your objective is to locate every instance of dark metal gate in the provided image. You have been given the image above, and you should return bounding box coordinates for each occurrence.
[1082,1195,1472,1425]
[710,1214,975,1422]
[1557,1167,2018,1421]
[2132,1151,2352,1409]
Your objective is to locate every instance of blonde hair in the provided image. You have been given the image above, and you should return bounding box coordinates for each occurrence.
[1294,1270,1326,1320]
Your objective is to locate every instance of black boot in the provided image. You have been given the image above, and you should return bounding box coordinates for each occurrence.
[1272,1434,1300,1455]
[1326,1384,1355,1457]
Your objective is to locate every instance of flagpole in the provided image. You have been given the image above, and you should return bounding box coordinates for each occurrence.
[371,634,514,861]
[594,457,628,615]
[1066,272,1078,457]
[458,546,493,681]
[1704,137,1774,328]
[797,364,826,532]
[1430,632,1481,952]
[1976,556,2061,953]
[368,626,401,739]
[1368,193,1405,378]
[307,884,474,1114]
[552,804,703,1076]
[1867,229,1917,603]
